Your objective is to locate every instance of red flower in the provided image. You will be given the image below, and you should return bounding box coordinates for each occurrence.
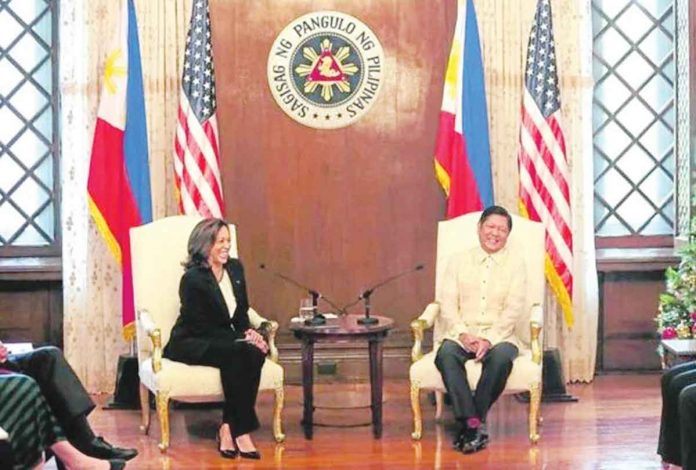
[691,312,696,322]
[663,327,678,339]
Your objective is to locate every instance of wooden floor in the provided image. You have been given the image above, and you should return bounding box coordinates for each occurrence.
[70,374,664,469]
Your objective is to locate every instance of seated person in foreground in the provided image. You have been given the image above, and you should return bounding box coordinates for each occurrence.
[435,205,526,454]
[163,218,269,460]
[0,341,137,465]
[0,373,126,469]
[658,360,696,469]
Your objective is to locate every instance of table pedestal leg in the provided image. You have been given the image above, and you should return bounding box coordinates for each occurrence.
[369,337,384,438]
[301,339,315,439]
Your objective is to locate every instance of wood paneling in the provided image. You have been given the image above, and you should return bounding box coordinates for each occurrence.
[210,1,455,357]
[0,258,63,346]
[596,248,679,372]
[0,281,63,347]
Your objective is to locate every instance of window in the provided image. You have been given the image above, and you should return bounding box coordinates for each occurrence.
[591,0,687,242]
[0,0,59,255]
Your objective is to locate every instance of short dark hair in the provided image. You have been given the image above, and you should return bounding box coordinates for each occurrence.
[478,205,512,231]
[183,218,229,269]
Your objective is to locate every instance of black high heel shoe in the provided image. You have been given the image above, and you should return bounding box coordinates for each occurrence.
[216,428,238,459]
[233,437,261,460]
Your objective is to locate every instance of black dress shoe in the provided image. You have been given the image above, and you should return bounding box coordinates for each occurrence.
[452,430,466,450]
[461,429,489,454]
[453,426,476,451]
[479,422,489,439]
[109,459,127,470]
[81,436,138,461]
[54,456,126,470]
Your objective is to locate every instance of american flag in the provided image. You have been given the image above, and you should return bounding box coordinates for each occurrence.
[174,0,225,218]
[517,0,574,326]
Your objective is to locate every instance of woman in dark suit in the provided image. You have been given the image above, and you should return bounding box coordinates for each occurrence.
[163,218,268,460]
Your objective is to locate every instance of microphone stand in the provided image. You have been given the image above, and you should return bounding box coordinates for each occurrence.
[359,289,378,325]
[259,264,327,326]
[352,264,425,326]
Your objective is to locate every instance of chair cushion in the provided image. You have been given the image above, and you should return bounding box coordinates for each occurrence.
[409,349,541,393]
[139,358,283,402]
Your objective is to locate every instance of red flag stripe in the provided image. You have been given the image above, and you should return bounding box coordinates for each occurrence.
[519,163,573,267]
[521,108,570,200]
[173,130,204,211]
[173,0,225,219]
[177,97,223,182]
[175,106,224,206]
[518,140,571,229]
[518,149,572,242]
[175,127,222,217]
[174,103,224,217]
[521,97,571,206]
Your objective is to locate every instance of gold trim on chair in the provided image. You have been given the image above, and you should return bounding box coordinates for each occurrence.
[528,382,541,444]
[156,391,170,453]
[267,321,280,364]
[273,386,286,443]
[150,329,163,373]
[530,319,542,365]
[139,383,151,434]
[410,382,422,440]
[410,319,427,363]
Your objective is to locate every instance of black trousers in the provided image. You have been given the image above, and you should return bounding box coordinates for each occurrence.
[658,360,696,468]
[435,339,518,422]
[6,346,95,430]
[680,383,696,470]
[172,337,266,437]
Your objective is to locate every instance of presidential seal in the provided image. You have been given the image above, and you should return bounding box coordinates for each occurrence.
[267,11,384,130]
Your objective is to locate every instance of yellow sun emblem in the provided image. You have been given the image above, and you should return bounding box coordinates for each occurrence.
[294,38,359,102]
[103,48,127,95]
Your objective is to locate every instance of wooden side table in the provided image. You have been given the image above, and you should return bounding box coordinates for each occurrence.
[289,314,394,439]
[661,339,696,369]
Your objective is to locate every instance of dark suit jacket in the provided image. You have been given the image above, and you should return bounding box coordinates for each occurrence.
[163,258,252,363]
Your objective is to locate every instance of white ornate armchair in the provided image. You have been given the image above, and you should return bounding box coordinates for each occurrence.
[130,215,285,452]
[409,212,545,443]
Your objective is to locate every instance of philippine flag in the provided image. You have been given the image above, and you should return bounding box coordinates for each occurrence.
[433,0,493,219]
[87,0,152,340]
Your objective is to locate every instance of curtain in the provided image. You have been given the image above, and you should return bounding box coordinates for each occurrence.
[61,0,190,392]
[475,0,598,382]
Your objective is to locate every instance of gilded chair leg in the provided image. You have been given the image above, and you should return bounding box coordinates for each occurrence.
[411,383,422,440]
[156,391,170,453]
[528,383,541,444]
[273,387,286,443]
[138,383,150,435]
[435,390,444,421]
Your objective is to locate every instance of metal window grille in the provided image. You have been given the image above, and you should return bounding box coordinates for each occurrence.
[592,0,677,237]
[0,0,59,253]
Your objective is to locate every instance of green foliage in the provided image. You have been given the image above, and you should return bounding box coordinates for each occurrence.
[656,220,696,339]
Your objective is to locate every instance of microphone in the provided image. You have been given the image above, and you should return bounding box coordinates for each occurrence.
[359,264,424,300]
[345,264,425,325]
[258,264,346,325]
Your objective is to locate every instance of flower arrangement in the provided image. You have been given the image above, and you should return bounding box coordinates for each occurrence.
[656,219,696,340]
